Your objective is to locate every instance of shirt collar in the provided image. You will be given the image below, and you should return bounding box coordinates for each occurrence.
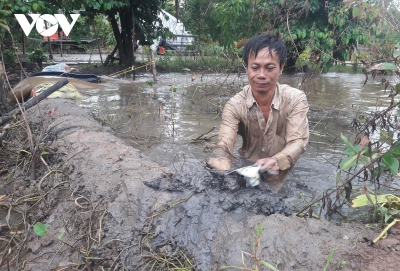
[245,83,281,110]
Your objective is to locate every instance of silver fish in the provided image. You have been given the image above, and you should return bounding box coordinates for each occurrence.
[229,164,261,187]
[228,164,279,187]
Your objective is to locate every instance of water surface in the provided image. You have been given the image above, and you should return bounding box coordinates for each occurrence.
[79,71,400,216]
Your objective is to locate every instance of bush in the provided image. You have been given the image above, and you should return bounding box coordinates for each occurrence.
[2,49,17,69]
[28,48,47,62]
[28,48,47,69]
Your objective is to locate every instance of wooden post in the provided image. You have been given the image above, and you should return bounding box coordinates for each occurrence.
[60,31,63,57]
[93,24,103,64]
[45,23,54,60]
[47,38,53,60]
[151,50,157,84]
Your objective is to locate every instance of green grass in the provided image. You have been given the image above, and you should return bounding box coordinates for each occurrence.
[327,63,364,73]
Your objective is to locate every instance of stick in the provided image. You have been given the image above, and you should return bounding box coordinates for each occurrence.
[191,126,215,141]
[16,224,30,269]
[151,50,157,84]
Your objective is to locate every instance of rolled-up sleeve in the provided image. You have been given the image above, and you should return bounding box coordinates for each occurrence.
[274,93,309,170]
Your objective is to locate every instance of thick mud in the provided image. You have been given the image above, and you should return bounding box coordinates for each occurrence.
[1,99,399,270]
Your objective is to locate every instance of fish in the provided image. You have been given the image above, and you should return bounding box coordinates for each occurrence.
[228,164,278,187]
[226,164,261,187]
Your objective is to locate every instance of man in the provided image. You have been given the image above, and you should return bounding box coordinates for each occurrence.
[207,33,309,190]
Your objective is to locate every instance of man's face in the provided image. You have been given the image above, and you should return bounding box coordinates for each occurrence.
[246,47,283,94]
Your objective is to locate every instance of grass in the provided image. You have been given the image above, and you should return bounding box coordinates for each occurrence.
[220,223,280,271]
[328,63,364,73]
[153,53,243,73]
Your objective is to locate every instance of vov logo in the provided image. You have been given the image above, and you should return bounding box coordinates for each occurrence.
[14,14,80,37]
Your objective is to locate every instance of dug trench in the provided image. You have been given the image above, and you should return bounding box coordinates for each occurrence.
[1,98,400,271]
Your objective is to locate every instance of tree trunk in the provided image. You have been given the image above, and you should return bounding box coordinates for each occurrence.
[22,29,26,55]
[175,0,180,21]
[37,61,43,70]
[108,9,134,67]
[286,52,298,72]
[120,8,134,67]
[0,61,11,113]
[104,45,118,67]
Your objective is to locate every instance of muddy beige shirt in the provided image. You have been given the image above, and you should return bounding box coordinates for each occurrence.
[214,83,309,183]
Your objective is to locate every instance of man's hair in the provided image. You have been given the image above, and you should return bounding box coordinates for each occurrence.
[243,34,287,68]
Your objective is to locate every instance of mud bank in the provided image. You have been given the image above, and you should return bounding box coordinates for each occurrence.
[5,99,400,270]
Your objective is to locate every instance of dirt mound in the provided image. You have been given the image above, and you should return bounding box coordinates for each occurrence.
[1,99,400,270]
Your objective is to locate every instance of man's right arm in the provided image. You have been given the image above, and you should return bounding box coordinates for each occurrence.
[207,100,240,171]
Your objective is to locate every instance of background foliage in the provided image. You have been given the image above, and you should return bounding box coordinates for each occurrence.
[181,0,400,71]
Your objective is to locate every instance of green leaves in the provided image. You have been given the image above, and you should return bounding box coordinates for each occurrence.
[260,260,280,271]
[341,134,357,153]
[380,63,398,71]
[352,194,400,208]
[340,155,359,170]
[58,228,66,239]
[380,130,394,145]
[0,19,10,34]
[339,134,370,170]
[382,153,399,174]
[33,222,49,237]
[255,223,265,237]
[340,133,400,175]
[352,6,360,18]
[323,248,335,271]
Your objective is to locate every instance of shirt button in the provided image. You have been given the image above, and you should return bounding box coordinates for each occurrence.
[262,148,265,152]
[261,118,264,122]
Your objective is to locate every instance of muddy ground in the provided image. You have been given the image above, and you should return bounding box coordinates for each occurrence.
[1,97,400,271]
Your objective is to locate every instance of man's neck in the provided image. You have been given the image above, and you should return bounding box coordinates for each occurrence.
[252,87,275,107]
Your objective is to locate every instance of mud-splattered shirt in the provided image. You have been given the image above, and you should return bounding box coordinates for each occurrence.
[214,83,309,183]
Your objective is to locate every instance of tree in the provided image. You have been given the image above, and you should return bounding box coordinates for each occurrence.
[182,0,399,72]
[0,19,12,112]
[68,0,168,67]
[8,0,168,67]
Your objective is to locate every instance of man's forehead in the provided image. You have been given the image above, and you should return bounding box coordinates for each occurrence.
[249,47,278,59]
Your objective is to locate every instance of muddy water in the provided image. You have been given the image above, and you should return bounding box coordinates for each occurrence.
[79,71,400,214]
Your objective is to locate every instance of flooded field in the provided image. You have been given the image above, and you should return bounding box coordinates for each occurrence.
[78,71,400,217]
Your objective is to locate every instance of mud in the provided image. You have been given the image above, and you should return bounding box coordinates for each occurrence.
[1,98,399,270]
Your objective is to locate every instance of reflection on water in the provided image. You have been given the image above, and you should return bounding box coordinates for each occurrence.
[79,71,400,217]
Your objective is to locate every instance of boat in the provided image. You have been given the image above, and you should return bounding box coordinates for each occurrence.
[9,76,104,103]
[28,71,101,83]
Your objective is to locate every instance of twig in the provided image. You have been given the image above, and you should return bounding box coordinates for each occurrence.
[37,169,65,192]
[226,214,231,235]
[39,154,50,172]
[191,126,215,141]
[286,13,299,57]
[45,243,65,271]
[16,224,30,269]
[108,245,136,271]
[147,193,195,220]
[98,208,108,246]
